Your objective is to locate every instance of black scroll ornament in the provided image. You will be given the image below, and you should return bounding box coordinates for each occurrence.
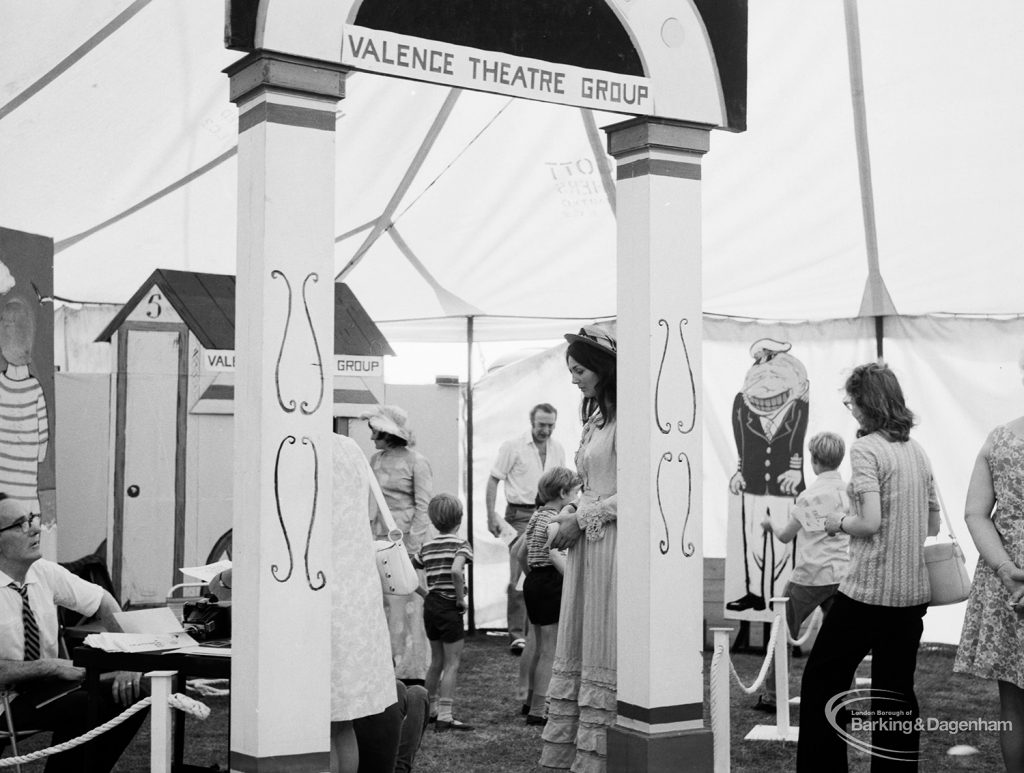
[271,270,297,413]
[270,435,326,590]
[299,273,325,416]
[655,321,672,434]
[271,270,326,415]
[676,319,697,434]
[271,436,296,582]
[654,451,696,557]
[656,452,673,554]
[678,452,695,557]
[654,319,698,434]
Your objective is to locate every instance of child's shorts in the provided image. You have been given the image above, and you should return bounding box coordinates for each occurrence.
[523,565,563,626]
[423,591,465,643]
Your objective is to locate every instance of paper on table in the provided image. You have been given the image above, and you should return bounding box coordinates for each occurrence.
[84,631,199,653]
[114,607,184,634]
[179,560,232,584]
[166,645,232,657]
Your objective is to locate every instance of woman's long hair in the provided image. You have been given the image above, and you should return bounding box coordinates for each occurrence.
[566,340,617,426]
[845,362,915,442]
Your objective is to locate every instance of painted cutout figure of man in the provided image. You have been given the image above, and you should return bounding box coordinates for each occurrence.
[726,339,808,612]
[0,293,48,515]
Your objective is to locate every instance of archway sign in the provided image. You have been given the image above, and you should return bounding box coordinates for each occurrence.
[222,1,746,771]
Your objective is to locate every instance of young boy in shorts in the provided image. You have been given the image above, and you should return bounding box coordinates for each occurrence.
[417,493,475,732]
[756,431,851,711]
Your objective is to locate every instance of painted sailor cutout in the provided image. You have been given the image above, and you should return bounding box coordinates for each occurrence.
[724,338,808,621]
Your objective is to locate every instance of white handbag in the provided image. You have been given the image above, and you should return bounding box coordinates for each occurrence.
[368,467,421,596]
[923,484,971,606]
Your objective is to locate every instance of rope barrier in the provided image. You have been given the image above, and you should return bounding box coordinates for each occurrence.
[0,692,209,767]
[727,616,782,695]
[709,632,730,773]
[786,606,822,648]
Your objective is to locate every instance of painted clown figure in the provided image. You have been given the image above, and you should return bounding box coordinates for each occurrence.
[726,339,808,615]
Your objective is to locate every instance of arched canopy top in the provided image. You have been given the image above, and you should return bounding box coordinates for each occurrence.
[226,0,746,129]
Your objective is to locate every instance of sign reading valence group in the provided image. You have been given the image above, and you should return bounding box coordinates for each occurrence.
[342,25,654,114]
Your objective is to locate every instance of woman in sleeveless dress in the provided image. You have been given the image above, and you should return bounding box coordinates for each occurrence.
[541,325,617,773]
[955,352,1024,770]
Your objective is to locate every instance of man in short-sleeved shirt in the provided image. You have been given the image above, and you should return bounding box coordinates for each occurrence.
[486,404,565,652]
[0,498,148,772]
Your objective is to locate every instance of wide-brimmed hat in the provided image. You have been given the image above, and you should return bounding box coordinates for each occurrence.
[564,325,617,357]
[360,405,414,444]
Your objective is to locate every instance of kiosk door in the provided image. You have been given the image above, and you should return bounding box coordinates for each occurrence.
[113,326,186,605]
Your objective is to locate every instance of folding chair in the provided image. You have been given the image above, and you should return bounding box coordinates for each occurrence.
[0,689,46,773]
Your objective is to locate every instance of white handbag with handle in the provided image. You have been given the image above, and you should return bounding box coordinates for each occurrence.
[368,466,421,596]
[924,483,972,606]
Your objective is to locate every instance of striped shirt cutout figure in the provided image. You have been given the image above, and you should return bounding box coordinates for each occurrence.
[0,372,49,512]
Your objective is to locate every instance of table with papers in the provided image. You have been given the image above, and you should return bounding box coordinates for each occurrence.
[73,643,231,773]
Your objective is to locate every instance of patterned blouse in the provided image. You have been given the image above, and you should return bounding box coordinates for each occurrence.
[840,432,938,606]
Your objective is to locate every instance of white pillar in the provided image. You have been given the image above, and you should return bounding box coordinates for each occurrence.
[148,670,175,773]
[772,597,791,735]
[605,118,713,771]
[226,51,344,772]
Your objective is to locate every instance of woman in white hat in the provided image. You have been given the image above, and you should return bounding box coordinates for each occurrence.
[541,325,618,773]
[362,405,434,686]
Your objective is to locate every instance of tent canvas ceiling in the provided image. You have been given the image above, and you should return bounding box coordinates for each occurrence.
[1,0,1021,339]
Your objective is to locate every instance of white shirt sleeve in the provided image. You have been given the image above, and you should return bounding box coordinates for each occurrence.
[490,440,515,481]
[42,561,104,618]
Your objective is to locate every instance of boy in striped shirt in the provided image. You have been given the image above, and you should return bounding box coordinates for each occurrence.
[416,493,474,731]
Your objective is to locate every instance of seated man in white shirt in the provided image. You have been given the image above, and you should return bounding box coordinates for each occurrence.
[0,497,148,772]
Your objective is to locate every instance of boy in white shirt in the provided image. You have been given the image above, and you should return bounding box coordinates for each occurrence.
[755,431,850,711]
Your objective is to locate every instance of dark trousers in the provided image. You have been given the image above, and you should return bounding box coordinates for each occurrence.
[797,593,927,772]
[6,684,148,773]
[352,681,429,773]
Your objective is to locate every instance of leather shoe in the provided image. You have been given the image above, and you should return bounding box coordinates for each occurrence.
[526,714,547,726]
[725,593,766,612]
[752,697,777,713]
[434,718,475,733]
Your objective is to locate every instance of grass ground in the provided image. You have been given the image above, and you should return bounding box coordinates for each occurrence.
[8,636,1006,771]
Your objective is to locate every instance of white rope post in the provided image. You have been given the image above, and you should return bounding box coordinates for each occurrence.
[771,597,791,737]
[709,627,733,773]
[148,670,176,773]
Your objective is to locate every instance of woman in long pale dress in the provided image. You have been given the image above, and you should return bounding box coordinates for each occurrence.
[542,325,618,773]
[363,405,433,684]
[330,433,397,771]
[955,351,1024,771]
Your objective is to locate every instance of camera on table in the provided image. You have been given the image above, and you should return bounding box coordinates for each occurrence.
[181,598,231,641]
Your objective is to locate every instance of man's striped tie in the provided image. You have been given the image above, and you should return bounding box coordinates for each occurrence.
[11,583,40,660]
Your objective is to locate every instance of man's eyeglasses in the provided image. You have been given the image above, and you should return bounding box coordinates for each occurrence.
[0,515,40,534]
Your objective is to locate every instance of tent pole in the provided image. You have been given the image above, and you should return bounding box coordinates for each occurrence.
[465,314,476,633]
[845,0,896,356]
